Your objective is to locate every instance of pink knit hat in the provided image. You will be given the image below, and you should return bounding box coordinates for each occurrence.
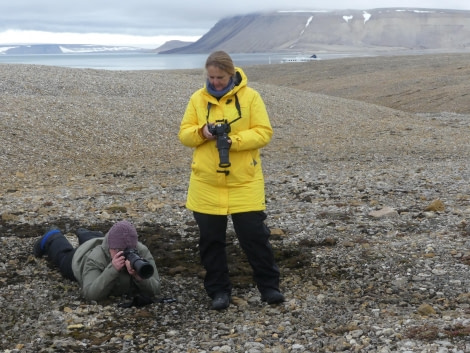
[108,220,138,249]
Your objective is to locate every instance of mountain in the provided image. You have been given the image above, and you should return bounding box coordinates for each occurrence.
[0,44,145,55]
[161,8,470,54]
[152,40,194,53]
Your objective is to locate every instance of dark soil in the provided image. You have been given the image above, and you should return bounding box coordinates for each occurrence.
[0,219,317,288]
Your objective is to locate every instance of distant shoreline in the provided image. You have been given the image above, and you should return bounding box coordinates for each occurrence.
[1,48,470,71]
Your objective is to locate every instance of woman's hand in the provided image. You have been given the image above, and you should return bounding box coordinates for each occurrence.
[202,124,216,140]
[125,260,143,281]
[111,251,126,271]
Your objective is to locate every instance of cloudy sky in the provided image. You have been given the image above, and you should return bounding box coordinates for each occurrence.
[1,0,469,48]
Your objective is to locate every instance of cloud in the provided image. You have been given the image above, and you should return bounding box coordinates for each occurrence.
[1,1,219,36]
[0,30,200,49]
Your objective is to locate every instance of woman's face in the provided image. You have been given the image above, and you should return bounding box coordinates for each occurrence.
[207,65,231,91]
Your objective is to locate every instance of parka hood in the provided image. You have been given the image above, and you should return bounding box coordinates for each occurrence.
[100,232,112,258]
[230,67,247,93]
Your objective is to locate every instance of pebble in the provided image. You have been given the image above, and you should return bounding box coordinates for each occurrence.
[0,62,469,352]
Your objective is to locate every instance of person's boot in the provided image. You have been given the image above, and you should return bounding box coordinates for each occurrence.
[33,226,63,258]
[261,288,285,304]
[76,228,103,245]
[211,292,230,310]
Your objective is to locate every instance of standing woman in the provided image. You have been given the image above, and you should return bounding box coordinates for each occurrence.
[178,51,284,310]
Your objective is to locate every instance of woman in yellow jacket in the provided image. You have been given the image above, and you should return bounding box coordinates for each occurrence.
[178,51,284,310]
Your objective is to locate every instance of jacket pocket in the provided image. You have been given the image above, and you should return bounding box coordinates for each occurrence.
[191,146,220,183]
[227,150,258,184]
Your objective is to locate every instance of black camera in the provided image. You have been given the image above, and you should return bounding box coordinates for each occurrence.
[208,119,231,168]
[123,248,154,279]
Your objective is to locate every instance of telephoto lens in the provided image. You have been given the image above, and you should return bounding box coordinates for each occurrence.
[208,120,232,168]
[123,249,154,279]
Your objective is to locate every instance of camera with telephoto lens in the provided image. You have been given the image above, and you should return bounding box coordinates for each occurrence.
[208,119,231,168]
[123,248,154,279]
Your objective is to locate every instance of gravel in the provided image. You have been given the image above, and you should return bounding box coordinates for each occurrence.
[1,54,470,352]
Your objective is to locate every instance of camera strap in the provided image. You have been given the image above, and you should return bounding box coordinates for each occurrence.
[206,94,242,124]
[233,94,242,122]
[206,102,212,122]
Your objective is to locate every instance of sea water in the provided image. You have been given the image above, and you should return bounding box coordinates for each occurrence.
[0,52,361,71]
[0,52,284,71]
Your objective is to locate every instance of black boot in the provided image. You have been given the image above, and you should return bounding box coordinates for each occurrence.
[76,228,104,245]
[211,292,230,310]
[261,289,285,304]
[33,226,63,258]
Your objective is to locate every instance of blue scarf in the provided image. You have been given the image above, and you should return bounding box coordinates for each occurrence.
[206,77,235,98]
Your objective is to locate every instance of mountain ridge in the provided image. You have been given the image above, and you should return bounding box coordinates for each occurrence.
[161,8,470,54]
[0,44,146,55]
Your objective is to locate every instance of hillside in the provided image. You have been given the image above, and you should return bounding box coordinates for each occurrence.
[243,53,470,114]
[162,8,470,54]
[152,40,193,53]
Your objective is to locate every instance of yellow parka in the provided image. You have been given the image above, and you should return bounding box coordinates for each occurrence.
[178,67,273,215]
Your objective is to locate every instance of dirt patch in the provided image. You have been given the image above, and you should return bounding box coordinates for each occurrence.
[0,219,317,287]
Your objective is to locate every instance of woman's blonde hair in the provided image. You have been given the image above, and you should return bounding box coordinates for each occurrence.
[205,51,235,76]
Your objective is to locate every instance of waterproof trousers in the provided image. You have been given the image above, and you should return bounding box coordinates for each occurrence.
[193,211,280,298]
[46,229,104,281]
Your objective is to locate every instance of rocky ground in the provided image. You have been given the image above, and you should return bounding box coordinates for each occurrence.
[1,53,470,352]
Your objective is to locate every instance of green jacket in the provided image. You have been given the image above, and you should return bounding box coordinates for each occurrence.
[178,67,273,215]
[71,233,161,301]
